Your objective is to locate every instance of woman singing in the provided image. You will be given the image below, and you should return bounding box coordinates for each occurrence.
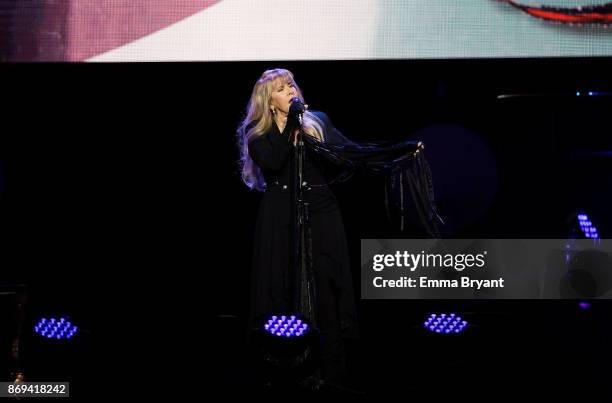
[237,68,358,387]
[237,68,441,390]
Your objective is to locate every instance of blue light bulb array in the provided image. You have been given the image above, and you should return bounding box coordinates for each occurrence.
[34,318,78,340]
[264,315,309,337]
[424,313,467,334]
[578,214,599,240]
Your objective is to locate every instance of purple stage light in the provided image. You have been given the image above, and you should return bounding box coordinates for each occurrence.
[424,313,468,334]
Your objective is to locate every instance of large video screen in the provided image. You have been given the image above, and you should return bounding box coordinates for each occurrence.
[2,1,611,62]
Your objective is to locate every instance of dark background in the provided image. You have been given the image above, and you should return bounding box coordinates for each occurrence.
[0,59,611,397]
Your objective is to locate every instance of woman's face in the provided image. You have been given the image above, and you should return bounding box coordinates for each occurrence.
[269,79,298,116]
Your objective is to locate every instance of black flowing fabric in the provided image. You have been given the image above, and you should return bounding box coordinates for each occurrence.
[247,111,443,342]
[303,112,444,238]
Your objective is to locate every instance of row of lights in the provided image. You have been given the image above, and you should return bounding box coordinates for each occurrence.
[262,313,469,337]
[263,301,594,339]
[575,91,610,96]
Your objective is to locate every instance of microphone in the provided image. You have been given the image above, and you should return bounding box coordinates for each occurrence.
[290,97,307,125]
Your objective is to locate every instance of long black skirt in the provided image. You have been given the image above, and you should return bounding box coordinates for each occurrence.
[249,186,359,340]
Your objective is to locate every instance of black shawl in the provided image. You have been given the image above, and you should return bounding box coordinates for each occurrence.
[305,112,445,238]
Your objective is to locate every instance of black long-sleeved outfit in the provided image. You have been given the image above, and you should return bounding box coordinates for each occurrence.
[248,112,358,382]
[247,110,441,382]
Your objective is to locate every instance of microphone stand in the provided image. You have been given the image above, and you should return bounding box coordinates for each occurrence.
[292,116,317,329]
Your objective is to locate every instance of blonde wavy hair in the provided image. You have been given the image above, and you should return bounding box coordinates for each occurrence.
[237,68,324,191]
